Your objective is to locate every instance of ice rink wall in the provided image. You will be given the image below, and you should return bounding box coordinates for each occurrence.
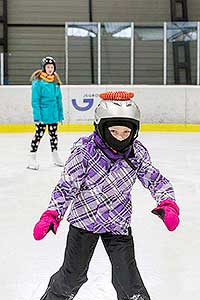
[0,85,200,132]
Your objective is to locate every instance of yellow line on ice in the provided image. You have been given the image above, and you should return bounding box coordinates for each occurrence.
[1,123,200,133]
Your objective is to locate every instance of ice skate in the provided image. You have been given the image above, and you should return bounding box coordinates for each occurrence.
[52,150,64,167]
[27,152,39,170]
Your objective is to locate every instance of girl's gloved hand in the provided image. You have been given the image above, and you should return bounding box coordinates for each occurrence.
[33,210,62,240]
[151,199,180,231]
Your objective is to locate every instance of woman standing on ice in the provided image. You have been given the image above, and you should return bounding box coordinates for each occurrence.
[27,56,64,170]
[33,91,180,300]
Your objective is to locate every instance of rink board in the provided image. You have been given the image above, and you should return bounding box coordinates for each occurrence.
[0,85,200,132]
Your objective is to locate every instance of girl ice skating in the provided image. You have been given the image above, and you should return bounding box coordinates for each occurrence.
[27,56,64,170]
[33,91,180,300]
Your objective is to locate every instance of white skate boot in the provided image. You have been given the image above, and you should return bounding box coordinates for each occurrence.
[27,152,39,170]
[52,150,64,167]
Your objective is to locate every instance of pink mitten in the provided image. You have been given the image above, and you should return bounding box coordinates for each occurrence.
[151,199,180,231]
[33,210,61,240]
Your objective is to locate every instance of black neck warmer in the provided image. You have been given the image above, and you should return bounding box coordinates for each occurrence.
[103,127,134,153]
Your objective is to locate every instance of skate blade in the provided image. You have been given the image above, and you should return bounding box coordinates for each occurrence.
[27,165,39,170]
[53,162,64,167]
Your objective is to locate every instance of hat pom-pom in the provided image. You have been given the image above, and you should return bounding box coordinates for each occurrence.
[99,91,134,101]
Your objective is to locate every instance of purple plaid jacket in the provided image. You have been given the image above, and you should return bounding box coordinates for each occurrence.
[48,132,175,235]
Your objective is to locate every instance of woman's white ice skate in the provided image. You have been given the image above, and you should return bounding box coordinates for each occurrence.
[27,152,39,170]
[52,150,64,167]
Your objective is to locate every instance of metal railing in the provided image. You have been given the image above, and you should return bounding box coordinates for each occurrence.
[0,22,199,85]
[0,53,4,85]
[65,21,200,85]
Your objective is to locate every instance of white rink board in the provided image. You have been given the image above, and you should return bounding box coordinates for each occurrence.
[0,85,200,124]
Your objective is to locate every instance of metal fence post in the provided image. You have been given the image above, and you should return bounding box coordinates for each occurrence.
[1,53,4,85]
[98,22,101,85]
[197,22,200,85]
[163,22,167,85]
[130,22,134,85]
[65,23,69,84]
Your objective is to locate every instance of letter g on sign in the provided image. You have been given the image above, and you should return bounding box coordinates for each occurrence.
[72,98,94,111]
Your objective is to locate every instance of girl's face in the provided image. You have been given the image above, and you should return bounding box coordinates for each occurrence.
[45,64,55,75]
[108,126,132,141]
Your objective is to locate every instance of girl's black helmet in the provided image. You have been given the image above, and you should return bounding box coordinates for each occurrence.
[41,56,56,72]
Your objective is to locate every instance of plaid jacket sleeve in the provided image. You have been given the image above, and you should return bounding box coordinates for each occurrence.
[48,147,87,216]
[136,144,175,204]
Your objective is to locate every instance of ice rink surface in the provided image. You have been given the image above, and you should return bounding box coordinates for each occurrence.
[1,131,200,300]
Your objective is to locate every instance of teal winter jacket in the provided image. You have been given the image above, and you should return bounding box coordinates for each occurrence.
[31,79,64,124]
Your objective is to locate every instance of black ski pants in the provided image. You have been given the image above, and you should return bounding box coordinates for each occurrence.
[40,225,151,300]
